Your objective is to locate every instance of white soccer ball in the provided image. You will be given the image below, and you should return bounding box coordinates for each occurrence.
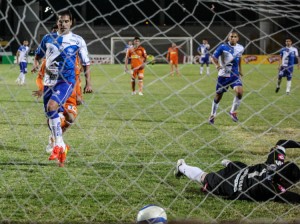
[136,204,167,224]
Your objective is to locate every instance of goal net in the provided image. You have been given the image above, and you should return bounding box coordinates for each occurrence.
[111,37,193,64]
[1,0,300,223]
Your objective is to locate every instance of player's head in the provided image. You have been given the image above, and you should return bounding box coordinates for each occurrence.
[265,145,286,166]
[51,24,58,32]
[133,37,141,47]
[23,40,29,46]
[172,43,176,48]
[228,31,239,45]
[274,162,300,188]
[202,39,208,44]
[56,10,73,34]
[285,38,292,47]
[128,41,133,46]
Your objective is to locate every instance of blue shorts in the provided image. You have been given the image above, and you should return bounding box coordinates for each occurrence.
[200,56,210,65]
[216,75,242,94]
[43,81,74,112]
[19,62,27,73]
[278,66,293,81]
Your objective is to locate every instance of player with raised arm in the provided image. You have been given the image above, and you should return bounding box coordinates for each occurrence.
[166,43,180,77]
[32,10,92,167]
[125,37,147,96]
[175,140,300,203]
[275,38,300,95]
[15,40,29,85]
[197,39,210,75]
[209,31,244,124]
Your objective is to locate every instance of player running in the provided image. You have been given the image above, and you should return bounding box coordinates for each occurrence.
[166,43,180,77]
[175,140,300,203]
[125,37,147,96]
[209,31,244,124]
[275,38,300,95]
[32,10,92,167]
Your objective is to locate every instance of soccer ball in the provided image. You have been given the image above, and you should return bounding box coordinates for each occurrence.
[146,54,155,65]
[136,204,167,224]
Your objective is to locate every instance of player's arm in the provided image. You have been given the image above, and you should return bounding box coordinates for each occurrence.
[197,46,201,55]
[273,191,300,204]
[124,49,130,71]
[238,57,243,77]
[166,49,170,61]
[16,50,20,64]
[32,59,45,99]
[82,65,92,93]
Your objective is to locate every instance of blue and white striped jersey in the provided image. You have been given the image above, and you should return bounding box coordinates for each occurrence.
[35,32,90,84]
[17,45,29,63]
[280,46,298,69]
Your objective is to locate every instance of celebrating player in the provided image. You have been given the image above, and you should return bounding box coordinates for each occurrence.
[209,31,244,124]
[32,10,92,167]
[166,43,180,77]
[175,140,300,203]
[125,37,147,96]
[15,40,29,85]
[197,39,210,75]
[275,38,300,95]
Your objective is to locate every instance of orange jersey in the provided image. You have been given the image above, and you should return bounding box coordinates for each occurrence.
[167,47,178,64]
[127,46,147,69]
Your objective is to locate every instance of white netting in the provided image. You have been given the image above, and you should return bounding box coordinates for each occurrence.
[0,0,300,223]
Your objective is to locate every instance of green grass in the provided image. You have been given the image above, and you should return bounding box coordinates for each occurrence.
[0,63,300,223]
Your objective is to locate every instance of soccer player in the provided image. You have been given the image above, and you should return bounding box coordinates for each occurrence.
[197,39,210,75]
[32,55,83,153]
[123,40,133,64]
[125,37,147,96]
[32,10,92,166]
[209,31,244,124]
[275,38,300,95]
[166,43,180,77]
[15,40,29,85]
[175,140,300,203]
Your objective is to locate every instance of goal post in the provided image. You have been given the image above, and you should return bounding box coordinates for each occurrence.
[110,36,193,64]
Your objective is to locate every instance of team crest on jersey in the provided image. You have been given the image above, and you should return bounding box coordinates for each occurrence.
[67,48,75,55]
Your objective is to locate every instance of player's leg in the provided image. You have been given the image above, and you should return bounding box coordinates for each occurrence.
[16,63,24,85]
[131,71,137,95]
[286,71,292,94]
[229,78,243,122]
[206,61,210,75]
[200,64,204,75]
[276,67,284,93]
[175,63,180,76]
[47,82,73,166]
[170,61,174,76]
[20,62,28,85]
[174,159,207,184]
[138,71,144,95]
[209,77,226,124]
[62,103,78,133]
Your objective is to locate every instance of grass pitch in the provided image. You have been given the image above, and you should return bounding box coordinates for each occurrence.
[0,63,299,223]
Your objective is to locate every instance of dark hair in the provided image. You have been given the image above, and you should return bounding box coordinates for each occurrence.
[57,10,73,22]
[51,24,58,30]
[285,38,293,42]
[134,37,140,41]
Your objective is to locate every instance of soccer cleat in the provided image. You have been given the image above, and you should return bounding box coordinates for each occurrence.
[58,144,70,167]
[131,91,136,95]
[221,159,231,167]
[275,87,280,93]
[138,92,143,96]
[174,159,185,178]
[286,91,290,95]
[48,145,61,161]
[208,115,215,124]
[229,112,238,122]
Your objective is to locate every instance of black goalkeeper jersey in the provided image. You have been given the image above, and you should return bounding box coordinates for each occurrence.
[203,161,296,202]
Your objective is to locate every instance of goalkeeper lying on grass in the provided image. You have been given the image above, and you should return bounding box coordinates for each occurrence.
[175,140,300,203]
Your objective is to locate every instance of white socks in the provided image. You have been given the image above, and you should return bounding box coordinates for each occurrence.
[48,117,65,147]
[230,96,241,113]
[286,80,291,93]
[179,163,205,184]
[211,100,219,116]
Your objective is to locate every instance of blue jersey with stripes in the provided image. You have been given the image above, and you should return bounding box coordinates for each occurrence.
[280,46,298,72]
[35,31,90,85]
[212,42,244,77]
